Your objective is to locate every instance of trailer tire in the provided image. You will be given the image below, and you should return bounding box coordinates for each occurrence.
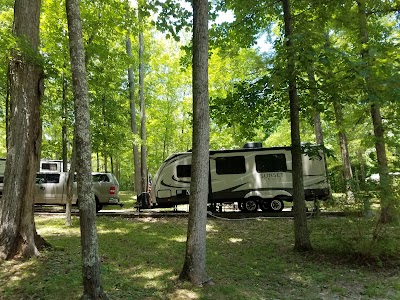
[270,199,284,212]
[259,200,270,212]
[242,199,258,212]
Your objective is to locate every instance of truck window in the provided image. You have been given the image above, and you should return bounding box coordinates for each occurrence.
[36,173,61,184]
[216,156,246,175]
[255,154,287,172]
[41,163,59,171]
[92,174,110,182]
[177,165,191,178]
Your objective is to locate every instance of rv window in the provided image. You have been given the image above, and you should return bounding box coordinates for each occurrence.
[36,173,60,184]
[41,163,58,171]
[216,156,246,175]
[177,165,191,178]
[255,154,287,172]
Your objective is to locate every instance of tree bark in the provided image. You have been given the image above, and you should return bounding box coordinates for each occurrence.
[282,0,312,252]
[66,134,76,227]
[323,32,354,201]
[357,0,393,222]
[306,64,324,146]
[0,0,48,260]
[65,0,108,298]
[179,0,212,286]
[138,27,147,194]
[126,34,141,194]
[62,67,69,173]
[332,97,354,200]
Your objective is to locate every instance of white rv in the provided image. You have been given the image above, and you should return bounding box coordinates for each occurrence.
[145,143,330,212]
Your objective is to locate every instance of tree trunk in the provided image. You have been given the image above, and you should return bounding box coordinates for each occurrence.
[179,0,212,286]
[0,0,48,260]
[62,68,69,173]
[138,26,147,194]
[126,34,141,194]
[357,0,393,222]
[306,64,324,146]
[66,134,76,227]
[323,32,354,201]
[332,97,354,201]
[282,0,312,252]
[101,94,108,173]
[65,0,108,298]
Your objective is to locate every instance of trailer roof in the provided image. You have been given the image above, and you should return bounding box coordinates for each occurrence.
[163,145,293,164]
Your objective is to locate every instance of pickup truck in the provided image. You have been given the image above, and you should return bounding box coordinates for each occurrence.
[0,171,123,212]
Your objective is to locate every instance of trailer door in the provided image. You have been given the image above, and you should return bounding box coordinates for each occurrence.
[209,153,249,201]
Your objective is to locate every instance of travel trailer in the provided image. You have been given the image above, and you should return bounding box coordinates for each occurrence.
[143,143,330,212]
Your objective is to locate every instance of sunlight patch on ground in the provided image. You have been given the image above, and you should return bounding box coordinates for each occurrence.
[97,227,130,234]
[131,268,174,289]
[206,224,218,232]
[168,289,199,300]
[137,269,172,280]
[1,259,37,284]
[171,235,186,243]
[228,237,243,243]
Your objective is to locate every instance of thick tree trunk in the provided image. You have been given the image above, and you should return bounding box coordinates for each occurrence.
[282,0,312,252]
[180,0,211,286]
[65,0,107,298]
[357,0,393,222]
[0,0,48,260]
[126,35,141,194]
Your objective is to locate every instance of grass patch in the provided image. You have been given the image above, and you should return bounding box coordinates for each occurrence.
[0,214,399,299]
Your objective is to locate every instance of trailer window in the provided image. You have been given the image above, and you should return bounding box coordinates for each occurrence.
[177,165,191,178]
[216,156,246,175]
[255,154,287,172]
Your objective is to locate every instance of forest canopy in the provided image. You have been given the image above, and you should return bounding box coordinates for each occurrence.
[0,0,399,192]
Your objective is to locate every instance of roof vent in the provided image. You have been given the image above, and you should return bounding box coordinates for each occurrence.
[243,142,263,149]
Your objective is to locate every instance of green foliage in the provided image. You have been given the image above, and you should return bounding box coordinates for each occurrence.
[1,0,400,198]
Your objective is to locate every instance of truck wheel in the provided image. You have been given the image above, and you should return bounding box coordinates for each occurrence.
[270,199,283,212]
[259,200,270,212]
[95,199,103,212]
[243,199,258,212]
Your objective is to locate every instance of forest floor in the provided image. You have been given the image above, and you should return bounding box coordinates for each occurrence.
[0,193,399,300]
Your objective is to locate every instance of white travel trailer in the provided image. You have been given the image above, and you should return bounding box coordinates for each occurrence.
[145,143,330,212]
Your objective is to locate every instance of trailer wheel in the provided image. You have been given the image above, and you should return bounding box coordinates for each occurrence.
[270,199,284,212]
[242,199,258,212]
[259,200,270,212]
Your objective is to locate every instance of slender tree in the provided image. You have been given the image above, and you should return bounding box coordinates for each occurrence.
[180,0,212,286]
[356,0,393,223]
[282,0,312,252]
[126,33,142,194]
[65,0,108,298]
[138,2,148,194]
[0,0,49,260]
